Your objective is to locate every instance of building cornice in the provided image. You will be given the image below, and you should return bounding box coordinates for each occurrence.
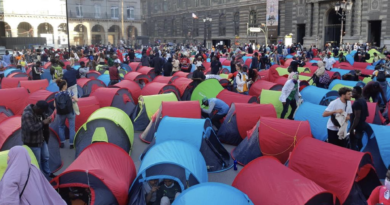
[68,18,144,24]
[2,13,66,20]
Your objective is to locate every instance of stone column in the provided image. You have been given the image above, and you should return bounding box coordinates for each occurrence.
[345,3,352,37]
[305,4,312,37]
[313,2,319,37]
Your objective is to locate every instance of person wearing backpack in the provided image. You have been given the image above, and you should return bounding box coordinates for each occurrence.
[322,87,353,148]
[54,79,78,149]
[236,64,251,95]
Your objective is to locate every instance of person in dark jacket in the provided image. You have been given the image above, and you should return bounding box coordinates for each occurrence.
[31,61,43,80]
[141,53,150,66]
[128,49,135,62]
[21,101,54,178]
[259,53,269,70]
[192,65,206,87]
[230,55,237,73]
[153,53,164,76]
[210,57,222,74]
[62,65,80,97]
[289,56,305,73]
[163,58,173,76]
[251,52,259,70]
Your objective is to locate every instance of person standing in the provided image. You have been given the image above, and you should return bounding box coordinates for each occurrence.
[279,73,301,120]
[78,61,89,78]
[55,79,78,149]
[323,52,336,71]
[322,87,353,147]
[63,65,79,98]
[21,101,54,178]
[152,52,164,76]
[250,52,259,70]
[109,62,121,86]
[210,56,222,74]
[349,86,369,151]
[236,64,250,95]
[171,55,180,75]
[163,58,173,76]
[31,61,43,80]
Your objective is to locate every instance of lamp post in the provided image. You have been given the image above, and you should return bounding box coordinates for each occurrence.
[260,23,269,47]
[203,17,212,48]
[335,0,353,46]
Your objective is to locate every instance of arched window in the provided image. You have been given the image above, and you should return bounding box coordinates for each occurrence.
[219,14,226,36]
[249,10,257,27]
[234,12,240,36]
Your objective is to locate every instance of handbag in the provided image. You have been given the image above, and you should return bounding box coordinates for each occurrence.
[73,101,80,115]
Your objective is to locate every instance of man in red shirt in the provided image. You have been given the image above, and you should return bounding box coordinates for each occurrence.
[180,54,191,72]
[109,62,120,85]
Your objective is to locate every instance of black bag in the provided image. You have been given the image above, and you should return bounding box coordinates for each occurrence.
[330,102,348,128]
[55,93,73,115]
[377,70,386,82]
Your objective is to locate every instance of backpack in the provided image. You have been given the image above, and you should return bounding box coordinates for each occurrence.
[377,70,386,82]
[330,102,347,128]
[55,92,73,115]
[319,72,331,84]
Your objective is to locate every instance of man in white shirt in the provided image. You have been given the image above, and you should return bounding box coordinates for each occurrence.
[323,52,336,71]
[322,87,353,147]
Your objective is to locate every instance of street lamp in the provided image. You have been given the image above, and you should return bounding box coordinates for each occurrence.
[260,23,269,47]
[203,17,212,48]
[335,0,353,46]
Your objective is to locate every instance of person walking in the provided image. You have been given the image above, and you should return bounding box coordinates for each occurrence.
[62,65,79,98]
[21,101,54,178]
[55,79,78,149]
[210,57,222,74]
[322,87,353,147]
[279,73,301,120]
[250,52,259,70]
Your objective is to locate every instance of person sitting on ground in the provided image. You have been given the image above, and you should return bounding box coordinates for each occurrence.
[154,179,181,205]
[310,61,330,88]
[279,73,301,120]
[201,97,229,132]
[0,146,66,204]
[143,179,159,205]
[338,52,347,63]
[342,70,370,81]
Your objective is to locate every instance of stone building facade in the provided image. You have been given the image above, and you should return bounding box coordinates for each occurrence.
[141,0,390,49]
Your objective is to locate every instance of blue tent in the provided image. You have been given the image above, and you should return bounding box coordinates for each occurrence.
[73,65,81,70]
[173,182,254,205]
[294,102,329,141]
[206,58,210,62]
[329,79,363,90]
[286,55,293,59]
[135,53,142,59]
[222,65,231,72]
[97,74,111,86]
[41,69,53,82]
[128,140,207,205]
[309,60,318,63]
[141,117,233,172]
[362,124,390,180]
[4,68,21,77]
[242,56,250,63]
[190,64,197,72]
[301,86,339,106]
[346,54,354,65]
[46,82,59,92]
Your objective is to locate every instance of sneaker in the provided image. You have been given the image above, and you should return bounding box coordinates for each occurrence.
[49,173,57,178]
[60,143,64,148]
[70,145,74,149]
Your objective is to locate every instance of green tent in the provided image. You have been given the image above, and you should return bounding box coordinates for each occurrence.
[191,79,224,103]
[0,146,39,180]
[74,107,134,157]
[366,49,385,63]
[104,70,125,78]
[276,67,309,76]
[219,74,229,79]
[331,84,353,91]
[260,90,291,118]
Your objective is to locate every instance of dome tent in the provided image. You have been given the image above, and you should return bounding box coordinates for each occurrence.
[140,101,201,143]
[77,78,106,97]
[90,87,136,116]
[52,142,136,205]
[141,117,233,172]
[128,140,207,205]
[0,87,29,115]
[74,107,134,158]
[112,80,142,104]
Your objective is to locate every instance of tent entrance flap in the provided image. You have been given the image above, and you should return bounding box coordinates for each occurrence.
[92,127,108,143]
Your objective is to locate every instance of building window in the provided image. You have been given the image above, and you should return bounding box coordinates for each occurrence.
[127,7,134,19]
[249,10,257,27]
[193,18,199,37]
[182,18,186,36]
[219,14,226,36]
[195,0,199,7]
[111,7,119,19]
[76,4,83,17]
[94,5,101,18]
[172,19,176,36]
[234,12,239,36]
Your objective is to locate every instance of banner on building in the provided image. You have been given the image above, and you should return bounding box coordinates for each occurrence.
[266,0,278,26]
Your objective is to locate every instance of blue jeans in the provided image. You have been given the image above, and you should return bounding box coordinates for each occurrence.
[30,142,51,176]
[58,112,76,143]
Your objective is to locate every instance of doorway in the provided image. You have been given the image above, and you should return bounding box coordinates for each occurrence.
[324,9,344,46]
[297,24,305,45]
[368,21,381,47]
[108,35,114,45]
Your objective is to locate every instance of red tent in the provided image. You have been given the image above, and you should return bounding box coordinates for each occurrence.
[289,138,381,204]
[258,117,311,163]
[51,142,136,205]
[284,59,293,66]
[137,66,156,79]
[202,62,211,70]
[0,77,28,89]
[19,79,49,93]
[124,72,152,85]
[233,157,338,205]
[216,90,257,106]
[78,57,89,64]
[112,80,142,103]
[141,101,201,143]
[86,70,101,80]
[153,76,176,84]
[173,71,190,78]
[129,62,141,71]
[274,77,287,85]
[249,80,283,97]
[140,82,180,99]
[73,96,100,131]
[222,59,231,66]
[7,72,30,79]
[0,87,29,115]
[218,103,277,145]
[0,116,22,150]
[353,62,371,69]
[77,78,106,97]
[27,90,56,111]
[90,87,136,115]
[244,58,252,67]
